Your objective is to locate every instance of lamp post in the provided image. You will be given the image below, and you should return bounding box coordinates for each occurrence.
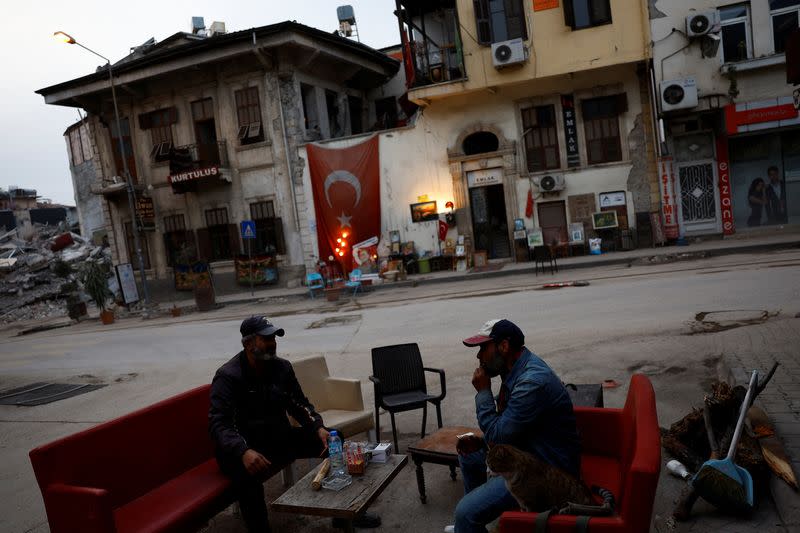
[55,31,150,305]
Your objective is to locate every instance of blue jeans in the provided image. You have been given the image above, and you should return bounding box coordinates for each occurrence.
[454,450,519,533]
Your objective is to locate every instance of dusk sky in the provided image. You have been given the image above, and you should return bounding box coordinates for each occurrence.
[3,1,399,205]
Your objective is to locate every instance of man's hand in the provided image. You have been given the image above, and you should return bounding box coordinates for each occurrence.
[242,449,271,476]
[456,434,485,456]
[472,367,491,392]
[317,427,330,456]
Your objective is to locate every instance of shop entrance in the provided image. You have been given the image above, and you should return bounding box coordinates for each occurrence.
[469,184,510,259]
[676,160,720,234]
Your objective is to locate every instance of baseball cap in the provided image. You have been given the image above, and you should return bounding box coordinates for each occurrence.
[240,316,285,339]
[463,319,524,347]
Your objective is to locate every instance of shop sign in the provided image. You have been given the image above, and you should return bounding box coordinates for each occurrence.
[560,94,580,167]
[168,165,220,185]
[715,137,735,235]
[135,196,155,231]
[599,191,626,207]
[725,102,798,135]
[533,0,559,11]
[658,157,679,239]
[467,168,503,188]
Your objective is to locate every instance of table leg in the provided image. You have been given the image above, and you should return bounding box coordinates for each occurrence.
[413,456,427,503]
[449,464,457,481]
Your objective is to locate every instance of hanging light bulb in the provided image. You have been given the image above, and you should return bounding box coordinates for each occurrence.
[342,232,349,238]
[337,238,342,244]
[338,251,344,257]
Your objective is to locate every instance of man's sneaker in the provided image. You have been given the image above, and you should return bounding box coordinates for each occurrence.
[443,526,455,533]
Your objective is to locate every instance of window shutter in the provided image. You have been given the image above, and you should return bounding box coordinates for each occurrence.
[196,228,212,261]
[274,217,286,254]
[615,93,628,114]
[473,0,492,44]
[138,113,152,130]
[504,0,528,40]
[563,0,577,28]
[227,224,241,256]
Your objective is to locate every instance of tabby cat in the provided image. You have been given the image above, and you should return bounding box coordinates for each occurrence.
[486,444,595,513]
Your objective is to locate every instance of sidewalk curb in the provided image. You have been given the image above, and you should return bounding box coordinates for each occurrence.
[716,357,800,527]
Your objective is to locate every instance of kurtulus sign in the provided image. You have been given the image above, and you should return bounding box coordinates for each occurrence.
[168,166,219,185]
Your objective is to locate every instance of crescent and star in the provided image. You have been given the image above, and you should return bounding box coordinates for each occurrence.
[324,170,361,229]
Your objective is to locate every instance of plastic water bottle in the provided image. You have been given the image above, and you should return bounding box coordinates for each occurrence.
[328,430,346,477]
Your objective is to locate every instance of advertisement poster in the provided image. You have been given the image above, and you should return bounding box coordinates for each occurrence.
[658,157,680,239]
[352,236,379,274]
[115,263,139,305]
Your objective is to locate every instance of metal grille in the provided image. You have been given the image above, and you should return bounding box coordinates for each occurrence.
[679,163,716,222]
[205,208,228,226]
[163,214,186,233]
[250,201,275,220]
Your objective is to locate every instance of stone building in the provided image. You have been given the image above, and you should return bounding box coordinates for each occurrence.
[38,20,399,291]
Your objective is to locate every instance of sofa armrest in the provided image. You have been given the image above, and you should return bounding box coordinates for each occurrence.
[45,483,115,533]
[423,367,446,401]
[324,377,365,411]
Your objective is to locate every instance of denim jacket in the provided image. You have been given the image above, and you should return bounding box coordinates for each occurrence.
[475,348,581,477]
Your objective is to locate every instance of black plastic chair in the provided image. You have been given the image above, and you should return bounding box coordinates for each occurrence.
[531,245,558,275]
[369,343,446,452]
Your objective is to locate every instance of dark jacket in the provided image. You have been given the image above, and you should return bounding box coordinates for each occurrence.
[208,351,324,460]
[765,180,786,223]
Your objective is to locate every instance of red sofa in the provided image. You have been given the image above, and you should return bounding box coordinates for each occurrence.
[500,374,661,532]
[29,385,234,533]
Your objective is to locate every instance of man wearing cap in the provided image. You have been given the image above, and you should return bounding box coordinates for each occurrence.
[451,319,581,533]
[208,316,330,532]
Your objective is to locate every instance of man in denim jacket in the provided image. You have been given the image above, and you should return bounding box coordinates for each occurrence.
[450,319,581,533]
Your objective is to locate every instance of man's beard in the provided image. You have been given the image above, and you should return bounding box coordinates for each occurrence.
[482,353,505,378]
[252,346,277,361]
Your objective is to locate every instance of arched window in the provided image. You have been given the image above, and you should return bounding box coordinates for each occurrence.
[462,132,499,155]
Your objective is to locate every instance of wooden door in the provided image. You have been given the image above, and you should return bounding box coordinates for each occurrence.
[537,201,568,245]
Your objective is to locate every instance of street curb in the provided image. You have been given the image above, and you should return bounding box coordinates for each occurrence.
[716,357,800,527]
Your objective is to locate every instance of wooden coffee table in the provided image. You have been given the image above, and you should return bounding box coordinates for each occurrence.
[271,454,407,532]
[407,426,482,503]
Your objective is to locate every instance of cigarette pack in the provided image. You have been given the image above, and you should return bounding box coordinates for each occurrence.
[369,442,392,463]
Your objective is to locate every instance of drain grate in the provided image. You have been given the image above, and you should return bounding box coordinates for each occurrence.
[0,382,107,406]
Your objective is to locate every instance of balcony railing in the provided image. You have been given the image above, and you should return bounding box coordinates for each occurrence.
[170,140,229,171]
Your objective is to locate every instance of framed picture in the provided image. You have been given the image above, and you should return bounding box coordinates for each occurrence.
[592,211,619,230]
[457,234,465,245]
[455,244,466,257]
[473,251,488,268]
[527,228,544,248]
[514,218,525,231]
[410,201,439,223]
[402,241,415,255]
[513,229,527,240]
[599,191,626,207]
[569,223,584,244]
[391,242,401,254]
[390,230,401,243]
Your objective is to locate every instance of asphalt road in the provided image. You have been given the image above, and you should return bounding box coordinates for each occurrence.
[2,249,799,532]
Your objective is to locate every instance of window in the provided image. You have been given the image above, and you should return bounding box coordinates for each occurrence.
[110,117,137,181]
[375,97,398,129]
[163,214,191,267]
[234,87,265,145]
[124,221,151,269]
[563,0,612,30]
[139,108,176,161]
[67,125,92,166]
[771,0,800,53]
[473,0,527,44]
[719,4,752,62]
[204,208,233,261]
[348,96,363,135]
[521,105,560,172]
[250,201,286,255]
[581,95,625,165]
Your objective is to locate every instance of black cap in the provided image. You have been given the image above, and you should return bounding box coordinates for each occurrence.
[463,319,524,347]
[240,316,285,339]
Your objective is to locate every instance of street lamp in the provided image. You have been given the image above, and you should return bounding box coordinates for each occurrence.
[54,31,150,306]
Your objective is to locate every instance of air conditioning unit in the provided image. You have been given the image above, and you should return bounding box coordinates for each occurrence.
[533,174,565,192]
[492,38,527,69]
[660,78,698,112]
[686,11,720,37]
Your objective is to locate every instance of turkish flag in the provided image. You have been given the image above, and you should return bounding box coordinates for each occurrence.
[525,188,534,218]
[308,136,380,268]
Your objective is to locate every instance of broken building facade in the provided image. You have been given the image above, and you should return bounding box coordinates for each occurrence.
[38,20,400,287]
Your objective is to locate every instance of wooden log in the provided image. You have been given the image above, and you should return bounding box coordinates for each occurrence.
[748,406,798,490]
[311,458,330,490]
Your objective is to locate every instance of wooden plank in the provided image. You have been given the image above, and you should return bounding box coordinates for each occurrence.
[271,454,407,519]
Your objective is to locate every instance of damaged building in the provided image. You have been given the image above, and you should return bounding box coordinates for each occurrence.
[37,18,401,292]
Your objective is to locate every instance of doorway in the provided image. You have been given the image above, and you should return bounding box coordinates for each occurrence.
[191,98,219,166]
[676,160,720,234]
[469,184,510,259]
[537,201,568,245]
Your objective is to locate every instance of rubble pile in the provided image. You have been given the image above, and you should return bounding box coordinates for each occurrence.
[0,224,111,324]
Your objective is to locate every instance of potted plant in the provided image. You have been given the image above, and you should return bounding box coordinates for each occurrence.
[81,261,114,324]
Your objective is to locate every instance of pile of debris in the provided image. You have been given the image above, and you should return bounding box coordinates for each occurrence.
[0,224,112,325]
[662,363,798,521]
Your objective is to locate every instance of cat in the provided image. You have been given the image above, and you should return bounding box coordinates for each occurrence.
[486,444,601,514]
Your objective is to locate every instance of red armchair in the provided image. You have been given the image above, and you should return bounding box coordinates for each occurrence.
[500,374,661,532]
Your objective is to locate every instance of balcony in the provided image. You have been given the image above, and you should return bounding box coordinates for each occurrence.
[395,1,466,90]
[169,140,229,171]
